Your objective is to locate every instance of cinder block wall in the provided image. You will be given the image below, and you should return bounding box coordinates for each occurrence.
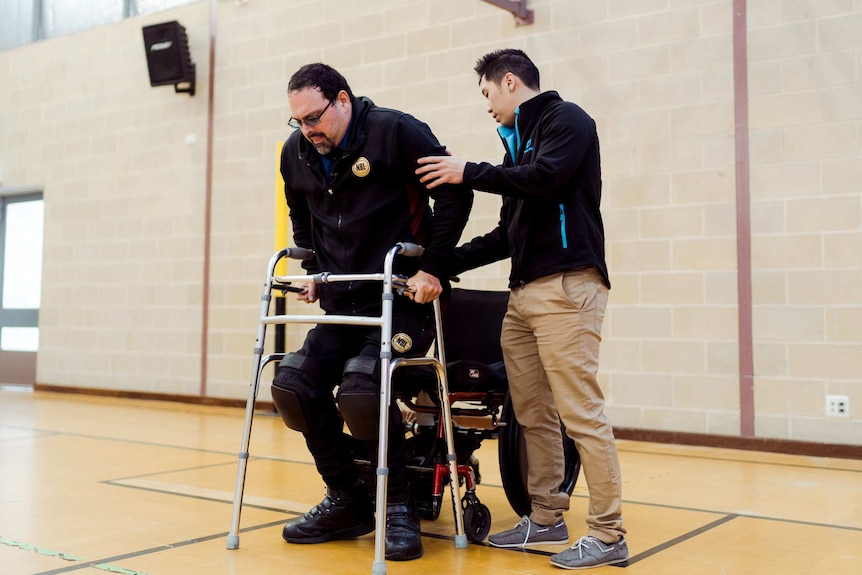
[0,0,859,445]
[744,2,862,442]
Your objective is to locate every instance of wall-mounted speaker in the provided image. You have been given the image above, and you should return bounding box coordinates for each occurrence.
[142,20,196,96]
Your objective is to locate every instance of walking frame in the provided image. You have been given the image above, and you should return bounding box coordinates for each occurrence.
[226,242,468,575]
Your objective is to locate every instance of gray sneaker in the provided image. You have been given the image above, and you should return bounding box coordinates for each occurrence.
[550,535,629,569]
[488,516,569,548]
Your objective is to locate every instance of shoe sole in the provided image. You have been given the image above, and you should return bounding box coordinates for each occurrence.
[385,548,424,561]
[549,557,629,570]
[489,538,569,548]
[283,521,375,544]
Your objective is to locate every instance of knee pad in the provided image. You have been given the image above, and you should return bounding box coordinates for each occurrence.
[337,357,381,441]
[271,353,326,433]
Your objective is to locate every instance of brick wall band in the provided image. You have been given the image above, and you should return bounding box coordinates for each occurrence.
[1,0,859,446]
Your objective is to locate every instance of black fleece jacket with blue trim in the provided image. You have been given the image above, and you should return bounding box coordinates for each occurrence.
[452,90,610,289]
[281,96,473,314]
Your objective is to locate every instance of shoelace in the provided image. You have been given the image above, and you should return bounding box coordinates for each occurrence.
[304,495,335,518]
[570,535,603,558]
[511,516,531,545]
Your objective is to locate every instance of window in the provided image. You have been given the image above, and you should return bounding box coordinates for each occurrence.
[42,0,126,39]
[0,0,35,51]
[0,194,43,352]
[134,0,202,16]
[0,0,203,51]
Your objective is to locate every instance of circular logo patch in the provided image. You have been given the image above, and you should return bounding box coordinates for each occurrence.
[391,333,413,353]
[352,157,371,177]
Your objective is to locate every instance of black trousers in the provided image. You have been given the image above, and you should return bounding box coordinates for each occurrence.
[290,299,434,500]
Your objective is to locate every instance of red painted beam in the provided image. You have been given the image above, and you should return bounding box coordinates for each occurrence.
[733,0,755,437]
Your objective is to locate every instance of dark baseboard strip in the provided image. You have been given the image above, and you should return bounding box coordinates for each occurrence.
[33,384,860,460]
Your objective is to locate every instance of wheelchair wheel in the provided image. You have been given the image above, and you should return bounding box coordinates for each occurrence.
[462,501,492,543]
[498,391,580,518]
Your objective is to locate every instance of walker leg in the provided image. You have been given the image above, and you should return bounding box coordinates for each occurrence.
[227,252,284,549]
[371,291,395,574]
[371,372,391,575]
[226,310,269,549]
[431,298,467,548]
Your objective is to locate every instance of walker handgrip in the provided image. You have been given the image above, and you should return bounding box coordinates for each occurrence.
[284,247,315,261]
[396,242,424,258]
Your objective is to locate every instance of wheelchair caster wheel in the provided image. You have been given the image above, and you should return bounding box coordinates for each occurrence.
[462,502,491,543]
[430,494,442,520]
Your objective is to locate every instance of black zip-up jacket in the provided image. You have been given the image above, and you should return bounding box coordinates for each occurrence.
[452,91,610,289]
[280,96,473,314]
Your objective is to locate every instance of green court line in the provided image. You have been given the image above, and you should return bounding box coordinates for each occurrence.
[30,519,287,575]
[0,536,150,574]
[0,536,81,561]
[94,565,149,575]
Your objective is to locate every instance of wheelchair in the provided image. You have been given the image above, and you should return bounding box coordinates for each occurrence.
[226,243,580,574]
[378,286,581,540]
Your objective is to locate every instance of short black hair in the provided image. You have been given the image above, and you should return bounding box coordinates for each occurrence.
[474,49,540,90]
[288,63,354,100]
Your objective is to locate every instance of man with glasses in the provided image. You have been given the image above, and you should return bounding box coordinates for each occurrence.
[271,63,472,562]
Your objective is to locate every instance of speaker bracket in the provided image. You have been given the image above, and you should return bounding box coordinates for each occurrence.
[173,64,196,97]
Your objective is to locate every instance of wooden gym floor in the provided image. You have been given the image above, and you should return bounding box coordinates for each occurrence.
[1,387,860,575]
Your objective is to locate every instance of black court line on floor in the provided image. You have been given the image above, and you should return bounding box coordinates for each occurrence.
[623,514,738,565]
[106,460,248,482]
[101,478,303,515]
[28,519,287,575]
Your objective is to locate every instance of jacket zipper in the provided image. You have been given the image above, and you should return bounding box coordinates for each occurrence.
[329,170,357,312]
[330,174,351,271]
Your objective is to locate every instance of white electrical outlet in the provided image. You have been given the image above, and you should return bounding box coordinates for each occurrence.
[826,395,849,418]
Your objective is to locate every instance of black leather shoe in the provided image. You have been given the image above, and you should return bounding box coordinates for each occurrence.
[283,485,374,544]
[385,502,423,561]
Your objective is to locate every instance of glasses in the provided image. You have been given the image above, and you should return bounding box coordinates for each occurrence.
[288,99,334,129]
